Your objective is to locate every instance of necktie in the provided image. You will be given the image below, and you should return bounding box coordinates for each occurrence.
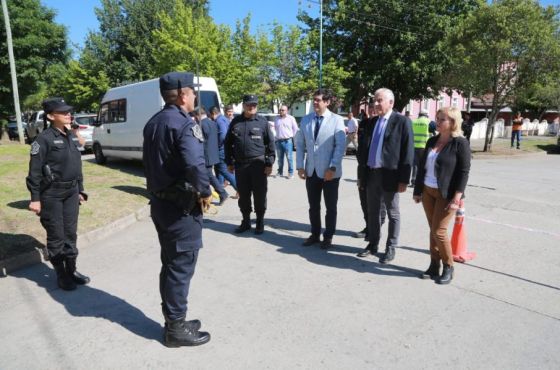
[367,117,385,168]
[314,116,323,140]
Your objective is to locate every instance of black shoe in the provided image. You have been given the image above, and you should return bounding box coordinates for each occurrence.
[320,238,332,249]
[235,219,251,233]
[353,227,367,238]
[302,235,320,246]
[164,319,211,347]
[357,244,378,258]
[421,260,441,280]
[379,246,395,264]
[165,319,201,332]
[436,264,454,285]
[218,195,228,206]
[65,258,90,285]
[53,263,76,291]
[254,217,264,235]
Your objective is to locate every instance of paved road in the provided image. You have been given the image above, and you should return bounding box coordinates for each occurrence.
[1,153,559,369]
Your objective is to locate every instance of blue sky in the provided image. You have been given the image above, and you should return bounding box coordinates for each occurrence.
[42,0,559,51]
[41,0,320,50]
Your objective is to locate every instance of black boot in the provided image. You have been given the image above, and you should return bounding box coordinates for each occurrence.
[235,213,251,233]
[420,260,441,280]
[254,213,264,235]
[164,317,211,347]
[162,307,201,331]
[437,264,454,285]
[65,258,90,285]
[379,246,395,264]
[52,261,76,291]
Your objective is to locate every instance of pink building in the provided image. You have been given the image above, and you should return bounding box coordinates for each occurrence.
[403,91,468,120]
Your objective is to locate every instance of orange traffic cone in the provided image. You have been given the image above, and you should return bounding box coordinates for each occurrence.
[451,200,476,263]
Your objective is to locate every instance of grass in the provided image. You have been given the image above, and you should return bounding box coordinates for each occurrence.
[471,135,559,156]
[0,141,149,261]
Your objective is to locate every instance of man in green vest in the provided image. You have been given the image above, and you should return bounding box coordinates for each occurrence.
[410,109,430,187]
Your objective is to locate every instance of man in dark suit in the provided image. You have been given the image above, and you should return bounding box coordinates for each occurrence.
[357,88,414,264]
[195,107,229,205]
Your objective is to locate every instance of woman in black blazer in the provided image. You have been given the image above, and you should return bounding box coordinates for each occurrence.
[412,107,471,285]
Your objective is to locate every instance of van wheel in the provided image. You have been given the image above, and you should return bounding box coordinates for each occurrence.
[93,143,107,164]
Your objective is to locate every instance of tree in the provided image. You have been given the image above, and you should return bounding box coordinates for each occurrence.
[0,0,68,117]
[446,0,560,151]
[299,0,479,110]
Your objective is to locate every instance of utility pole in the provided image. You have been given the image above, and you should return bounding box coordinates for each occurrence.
[1,0,24,144]
[319,0,323,89]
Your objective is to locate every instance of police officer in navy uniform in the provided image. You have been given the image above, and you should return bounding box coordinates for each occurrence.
[26,97,90,291]
[224,94,275,234]
[143,72,212,347]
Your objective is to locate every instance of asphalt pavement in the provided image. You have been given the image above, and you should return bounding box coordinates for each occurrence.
[1,152,559,369]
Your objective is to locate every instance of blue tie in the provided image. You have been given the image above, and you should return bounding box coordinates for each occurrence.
[367,117,385,168]
[314,116,323,140]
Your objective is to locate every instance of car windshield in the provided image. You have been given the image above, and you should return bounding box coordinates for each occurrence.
[75,116,96,126]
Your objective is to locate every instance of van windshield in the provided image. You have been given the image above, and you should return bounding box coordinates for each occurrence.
[198,91,220,113]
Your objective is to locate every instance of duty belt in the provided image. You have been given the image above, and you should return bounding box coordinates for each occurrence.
[50,179,78,189]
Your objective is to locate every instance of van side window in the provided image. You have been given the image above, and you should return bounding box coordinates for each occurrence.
[99,99,127,124]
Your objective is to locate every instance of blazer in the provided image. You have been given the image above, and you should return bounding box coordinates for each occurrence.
[200,117,220,167]
[295,109,346,179]
[357,111,414,192]
[413,135,471,200]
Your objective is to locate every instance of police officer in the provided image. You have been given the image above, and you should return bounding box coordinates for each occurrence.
[411,109,431,187]
[26,97,90,291]
[224,95,275,235]
[143,72,212,347]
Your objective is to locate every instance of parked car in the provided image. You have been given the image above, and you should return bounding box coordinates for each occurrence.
[72,113,97,152]
[26,110,45,141]
[7,120,28,141]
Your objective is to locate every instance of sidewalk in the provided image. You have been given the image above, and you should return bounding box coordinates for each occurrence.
[1,155,559,369]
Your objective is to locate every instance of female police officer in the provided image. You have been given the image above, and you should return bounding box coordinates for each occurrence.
[26,97,90,291]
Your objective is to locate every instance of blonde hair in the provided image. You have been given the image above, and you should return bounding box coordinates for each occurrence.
[437,106,463,137]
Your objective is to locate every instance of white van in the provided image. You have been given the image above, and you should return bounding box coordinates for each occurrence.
[92,76,222,164]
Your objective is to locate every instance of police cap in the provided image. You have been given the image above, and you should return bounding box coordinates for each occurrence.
[159,72,201,92]
[243,94,259,104]
[42,97,73,114]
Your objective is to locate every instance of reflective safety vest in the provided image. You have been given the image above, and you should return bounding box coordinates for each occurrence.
[412,116,430,149]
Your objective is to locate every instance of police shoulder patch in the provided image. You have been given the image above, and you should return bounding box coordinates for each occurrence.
[192,124,204,142]
[30,141,40,155]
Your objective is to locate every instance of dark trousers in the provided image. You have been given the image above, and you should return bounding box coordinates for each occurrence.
[411,147,425,184]
[358,183,368,227]
[158,239,199,321]
[367,169,400,250]
[207,166,227,200]
[39,185,80,262]
[305,171,340,239]
[215,150,237,191]
[511,130,521,148]
[235,160,268,216]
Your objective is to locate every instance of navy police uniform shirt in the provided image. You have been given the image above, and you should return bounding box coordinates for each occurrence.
[143,104,211,198]
[26,126,84,201]
[224,114,276,167]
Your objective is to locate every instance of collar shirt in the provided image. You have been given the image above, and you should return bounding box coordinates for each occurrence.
[274,114,299,140]
[372,111,393,168]
[346,117,358,133]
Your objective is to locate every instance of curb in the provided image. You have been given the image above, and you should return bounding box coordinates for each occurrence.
[0,205,150,277]
[473,150,548,159]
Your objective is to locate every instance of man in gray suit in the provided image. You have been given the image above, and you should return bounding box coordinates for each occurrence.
[295,89,346,249]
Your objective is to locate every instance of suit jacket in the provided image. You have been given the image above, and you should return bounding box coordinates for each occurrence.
[357,111,414,192]
[200,117,220,167]
[295,109,346,179]
[413,135,471,200]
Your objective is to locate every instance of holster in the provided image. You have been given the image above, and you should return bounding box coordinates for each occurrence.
[153,181,200,214]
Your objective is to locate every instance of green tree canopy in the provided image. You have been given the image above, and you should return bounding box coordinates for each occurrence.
[0,0,68,117]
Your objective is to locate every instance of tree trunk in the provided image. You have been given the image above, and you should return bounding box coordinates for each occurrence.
[483,110,499,152]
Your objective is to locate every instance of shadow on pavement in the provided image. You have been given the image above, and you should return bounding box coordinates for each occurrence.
[266,218,356,238]
[112,185,150,198]
[0,232,44,261]
[11,263,162,342]
[204,219,421,278]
